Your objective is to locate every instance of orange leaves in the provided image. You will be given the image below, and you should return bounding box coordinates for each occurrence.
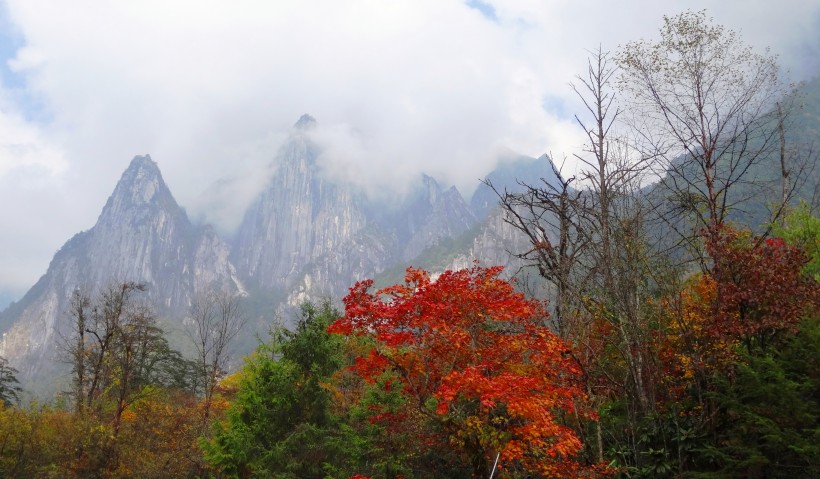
[330,265,605,476]
[658,275,737,400]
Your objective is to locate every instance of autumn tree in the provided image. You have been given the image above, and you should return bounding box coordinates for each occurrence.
[329,265,607,478]
[0,403,75,476]
[113,387,205,478]
[706,226,818,351]
[494,48,669,466]
[679,215,820,477]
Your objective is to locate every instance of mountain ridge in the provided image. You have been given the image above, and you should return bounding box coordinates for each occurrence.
[0,116,558,397]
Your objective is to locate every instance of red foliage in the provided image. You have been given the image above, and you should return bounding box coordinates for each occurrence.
[329,265,607,477]
[706,226,818,349]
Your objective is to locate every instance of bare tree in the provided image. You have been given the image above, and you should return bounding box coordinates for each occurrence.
[66,282,183,418]
[494,48,672,466]
[617,10,785,258]
[68,282,149,417]
[771,94,817,226]
[187,289,247,426]
[490,161,590,337]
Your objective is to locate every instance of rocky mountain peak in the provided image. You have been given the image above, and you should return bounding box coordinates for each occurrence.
[0,154,244,394]
[293,113,317,130]
[120,154,162,198]
[97,154,183,225]
[421,174,440,205]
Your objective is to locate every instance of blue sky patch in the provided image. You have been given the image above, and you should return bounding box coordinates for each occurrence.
[542,95,569,119]
[0,5,25,90]
[466,0,498,22]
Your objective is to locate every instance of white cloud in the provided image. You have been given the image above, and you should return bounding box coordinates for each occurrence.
[0,0,817,297]
[0,110,64,178]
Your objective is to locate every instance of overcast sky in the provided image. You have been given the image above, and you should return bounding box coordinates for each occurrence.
[0,0,818,303]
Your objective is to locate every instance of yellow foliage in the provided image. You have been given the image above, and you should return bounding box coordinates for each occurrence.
[660,275,739,398]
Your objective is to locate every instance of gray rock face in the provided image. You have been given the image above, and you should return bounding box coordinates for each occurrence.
[446,207,535,275]
[396,174,477,261]
[232,119,485,308]
[0,155,241,392]
[232,127,393,304]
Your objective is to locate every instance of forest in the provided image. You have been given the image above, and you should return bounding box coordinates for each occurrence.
[0,10,818,479]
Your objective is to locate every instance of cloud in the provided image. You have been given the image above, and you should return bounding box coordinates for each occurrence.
[0,0,817,298]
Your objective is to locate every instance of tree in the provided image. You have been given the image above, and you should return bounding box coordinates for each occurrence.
[773,202,820,280]
[705,227,818,352]
[494,48,668,465]
[64,281,195,475]
[618,10,784,254]
[204,301,349,478]
[114,387,204,478]
[187,289,247,428]
[491,160,590,338]
[67,282,189,419]
[0,402,75,477]
[0,357,21,407]
[697,316,820,478]
[329,265,606,478]
[687,215,820,477]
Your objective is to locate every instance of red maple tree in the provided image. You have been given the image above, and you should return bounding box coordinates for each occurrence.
[329,265,608,478]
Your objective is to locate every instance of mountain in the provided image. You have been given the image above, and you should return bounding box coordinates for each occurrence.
[373,154,558,288]
[232,115,482,310]
[0,117,559,398]
[0,155,242,394]
[393,174,477,262]
[232,115,389,301]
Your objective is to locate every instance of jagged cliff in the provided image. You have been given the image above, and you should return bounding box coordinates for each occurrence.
[232,115,393,303]
[232,115,480,307]
[395,174,477,262]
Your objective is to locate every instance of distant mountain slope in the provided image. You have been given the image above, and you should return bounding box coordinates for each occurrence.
[647,76,820,233]
[376,154,560,289]
[470,153,561,220]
